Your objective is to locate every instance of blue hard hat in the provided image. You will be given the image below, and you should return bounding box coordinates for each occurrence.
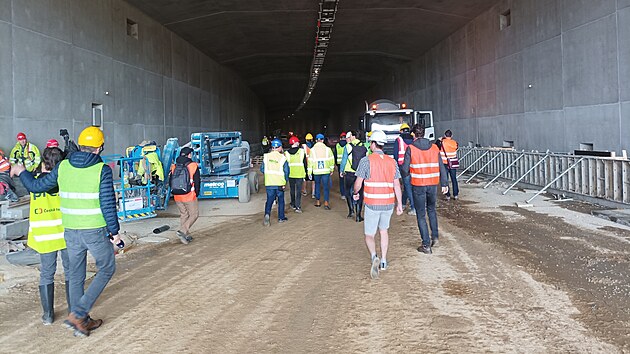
[316,133,325,140]
[271,139,282,148]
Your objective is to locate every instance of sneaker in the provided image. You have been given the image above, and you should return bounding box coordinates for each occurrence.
[301,191,308,196]
[380,260,388,271]
[176,232,189,245]
[370,256,380,279]
[454,196,459,200]
[341,195,346,200]
[347,211,354,219]
[311,194,315,199]
[417,245,432,254]
[407,209,416,216]
[290,203,296,209]
[324,202,331,210]
[294,208,302,213]
[278,217,288,223]
[445,195,451,200]
[431,238,439,248]
[263,214,270,226]
[185,235,193,242]
[356,215,364,223]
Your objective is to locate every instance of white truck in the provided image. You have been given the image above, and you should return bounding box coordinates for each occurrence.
[360,99,435,157]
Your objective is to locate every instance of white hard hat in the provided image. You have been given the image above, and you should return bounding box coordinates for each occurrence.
[369,130,388,145]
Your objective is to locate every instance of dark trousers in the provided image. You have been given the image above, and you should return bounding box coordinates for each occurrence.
[444,165,459,197]
[289,178,303,208]
[344,172,363,213]
[337,165,346,196]
[265,186,285,220]
[412,185,439,247]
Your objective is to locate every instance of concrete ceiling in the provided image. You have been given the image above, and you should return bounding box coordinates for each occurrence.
[126,0,498,121]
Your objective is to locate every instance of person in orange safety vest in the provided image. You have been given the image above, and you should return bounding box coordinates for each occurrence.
[401,124,448,255]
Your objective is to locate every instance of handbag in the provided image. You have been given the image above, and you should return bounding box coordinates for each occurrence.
[440,143,459,169]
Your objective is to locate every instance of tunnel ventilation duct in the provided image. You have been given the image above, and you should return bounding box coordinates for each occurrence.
[295,0,339,113]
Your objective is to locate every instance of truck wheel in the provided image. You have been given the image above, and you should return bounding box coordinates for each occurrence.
[248,171,259,193]
[238,177,251,203]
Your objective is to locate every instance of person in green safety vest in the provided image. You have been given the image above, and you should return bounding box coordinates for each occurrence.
[137,143,165,185]
[27,144,70,326]
[284,136,307,213]
[10,132,41,173]
[13,126,121,337]
[261,139,289,226]
[308,134,335,210]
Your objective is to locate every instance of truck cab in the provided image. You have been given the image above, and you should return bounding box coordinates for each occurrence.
[361,99,435,157]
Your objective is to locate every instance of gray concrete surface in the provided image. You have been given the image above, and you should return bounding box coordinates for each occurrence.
[0,0,264,156]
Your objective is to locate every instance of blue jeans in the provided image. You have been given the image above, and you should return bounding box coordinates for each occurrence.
[445,165,459,197]
[265,186,285,220]
[65,227,116,319]
[39,249,70,286]
[402,175,415,209]
[314,174,330,202]
[412,185,439,247]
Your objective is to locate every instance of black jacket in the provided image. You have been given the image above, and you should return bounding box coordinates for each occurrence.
[175,155,201,197]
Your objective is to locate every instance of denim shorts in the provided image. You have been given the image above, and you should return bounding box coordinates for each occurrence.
[364,206,394,235]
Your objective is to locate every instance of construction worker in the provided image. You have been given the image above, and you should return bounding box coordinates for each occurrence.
[0,149,18,202]
[437,130,459,200]
[401,123,448,254]
[284,136,307,213]
[170,147,200,244]
[334,132,347,200]
[13,126,120,337]
[364,131,372,150]
[353,130,403,279]
[262,135,270,153]
[27,145,70,325]
[10,132,41,172]
[395,123,416,215]
[137,142,165,186]
[261,138,289,226]
[340,131,368,221]
[308,133,335,209]
[302,133,313,197]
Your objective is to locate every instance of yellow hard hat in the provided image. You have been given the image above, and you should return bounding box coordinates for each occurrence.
[367,131,372,137]
[305,133,313,140]
[400,123,410,131]
[78,126,105,147]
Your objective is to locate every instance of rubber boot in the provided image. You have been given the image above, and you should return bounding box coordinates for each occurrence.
[346,198,354,218]
[39,284,54,325]
[65,281,72,314]
[356,203,364,222]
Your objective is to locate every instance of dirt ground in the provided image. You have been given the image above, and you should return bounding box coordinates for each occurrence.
[0,176,628,353]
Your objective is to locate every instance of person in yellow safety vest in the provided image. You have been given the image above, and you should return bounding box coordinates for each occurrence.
[302,133,314,198]
[352,130,403,279]
[10,132,41,172]
[334,132,347,201]
[13,126,121,337]
[27,146,70,325]
[137,143,165,185]
[308,133,335,209]
[401,123,448,255]
[261,139,289,226]
[340,131,368,221]
[284,136,307,213]
[437,130,459,200]
[395,123,416,216]
[261,135,270,153]
[364,131,372,150]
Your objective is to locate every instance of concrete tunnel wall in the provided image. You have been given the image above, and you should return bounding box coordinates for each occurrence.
[337,0,630,154]
[0,0,265,156]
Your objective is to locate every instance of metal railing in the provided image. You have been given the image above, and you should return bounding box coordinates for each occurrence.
[458,147,630,204]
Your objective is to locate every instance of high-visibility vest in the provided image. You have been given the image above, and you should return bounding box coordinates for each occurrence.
[409,144,440,186]
[170,161,199,202]
[335,143,344,165]
[264,151,287,186]
[440,138,458,164]
[396,137,409,165]
[27,179,65,254]
[57,160,107,229]
[285,149,306,179]
[309,143,334,175]
[0,156,9,173]
[363,153,396,206]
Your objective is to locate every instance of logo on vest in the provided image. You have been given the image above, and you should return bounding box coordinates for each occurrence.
[34,207,60,214]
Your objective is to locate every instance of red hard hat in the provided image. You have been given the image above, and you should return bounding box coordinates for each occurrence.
[289,136,300,145]
[340,132,346,138]
[17,132,26,140]
[46,139,60,148]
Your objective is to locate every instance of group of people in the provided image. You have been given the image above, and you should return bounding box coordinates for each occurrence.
[261,125,460,279]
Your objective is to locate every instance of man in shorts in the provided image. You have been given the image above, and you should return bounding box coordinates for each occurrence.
[353,130,403,279]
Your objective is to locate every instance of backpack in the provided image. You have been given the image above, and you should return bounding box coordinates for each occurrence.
[170,161,192,195]
[350,144,368,171]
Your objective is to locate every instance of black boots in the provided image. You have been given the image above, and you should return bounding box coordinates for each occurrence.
[65,281,72,314]
[39,284,54,325]
[355,204,364,222]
